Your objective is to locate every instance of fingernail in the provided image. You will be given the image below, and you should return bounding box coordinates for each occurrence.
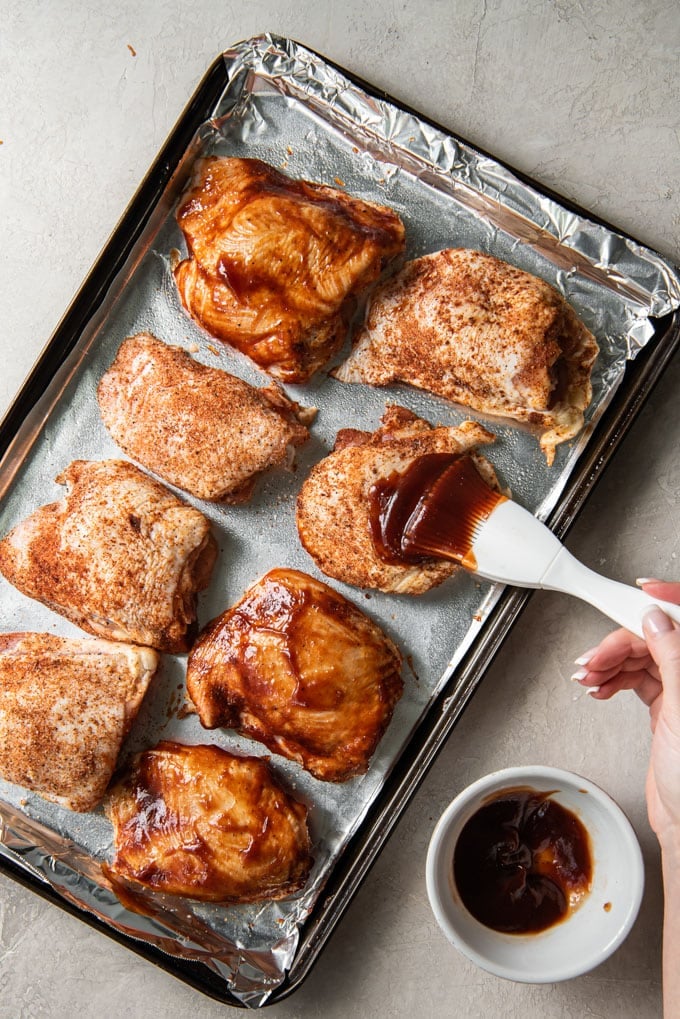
[586,686,600,696]
[571,668,588,682]
[643,607,674,636]
[574,646,598,666]
[636,578,659,587]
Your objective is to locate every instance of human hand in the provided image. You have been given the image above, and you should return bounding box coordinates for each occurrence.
[573,580,680,847]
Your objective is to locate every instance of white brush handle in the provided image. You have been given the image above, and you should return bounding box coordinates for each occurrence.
[470,500,680,637]
[541,546,680,639]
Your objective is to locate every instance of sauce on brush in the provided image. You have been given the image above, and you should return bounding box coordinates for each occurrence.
[369,453,505,569]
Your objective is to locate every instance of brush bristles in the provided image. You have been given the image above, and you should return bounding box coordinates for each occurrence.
[402,458,505,565]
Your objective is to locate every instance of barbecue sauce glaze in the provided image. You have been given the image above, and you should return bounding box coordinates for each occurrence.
[453,787,592,934]
[369,453,504,569]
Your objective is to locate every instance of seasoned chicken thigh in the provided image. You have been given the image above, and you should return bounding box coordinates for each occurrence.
[296,406,498,594]
[0,632,158,812]
[334,249,598,464]
[104,742,313,903]
[174,157,405,381]
[98,333,314,501]
[0,460,217,652]
[186,568,403,782]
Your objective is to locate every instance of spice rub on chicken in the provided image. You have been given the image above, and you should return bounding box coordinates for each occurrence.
[174,157,405,382]
[97,333,314,502]
[0,460,217,652]
[296,406,498,594]
[334,249,599,465]
[104,742,313,904]
[0,632,158,812]
[186,568,403,782]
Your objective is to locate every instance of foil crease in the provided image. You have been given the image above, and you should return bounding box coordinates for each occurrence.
[0,35,678,1008]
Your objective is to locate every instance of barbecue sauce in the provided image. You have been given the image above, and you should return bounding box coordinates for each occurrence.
[369,453,504,568]
[368,453,460,564]
[453,787,592,934]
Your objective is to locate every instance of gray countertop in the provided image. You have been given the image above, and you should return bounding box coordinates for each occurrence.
[0,2,678,1016]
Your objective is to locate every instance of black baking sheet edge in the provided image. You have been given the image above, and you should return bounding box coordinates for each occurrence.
[0,37,678,1008]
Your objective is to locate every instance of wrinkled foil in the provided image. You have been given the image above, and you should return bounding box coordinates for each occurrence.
[0,35,679,1008]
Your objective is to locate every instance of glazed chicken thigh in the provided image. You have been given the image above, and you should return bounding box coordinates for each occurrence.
[174,157,405,381]
[104,742,313,903]
[186,568,404,782]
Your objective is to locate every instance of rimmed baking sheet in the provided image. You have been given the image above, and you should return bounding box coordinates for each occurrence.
[0,35,678,1008]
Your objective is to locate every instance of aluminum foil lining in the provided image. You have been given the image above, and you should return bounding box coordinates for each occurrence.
[0,35,679,1008]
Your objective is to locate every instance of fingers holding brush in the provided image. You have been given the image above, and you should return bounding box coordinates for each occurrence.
[572,636,661,706]
[572,580,680,709]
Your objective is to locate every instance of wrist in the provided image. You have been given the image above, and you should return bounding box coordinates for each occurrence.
[658,827,680,872]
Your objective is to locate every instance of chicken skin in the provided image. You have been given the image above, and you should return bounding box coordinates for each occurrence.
[104,741,313,904]
[0,632,158,812]
[296,406,498,594]
[334,249,599,464]
[174,157,405,381]
[0,460,217,652]
[186,568,403,782]
[97,333,314,502]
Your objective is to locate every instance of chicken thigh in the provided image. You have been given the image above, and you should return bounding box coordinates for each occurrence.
[0,460,217,652]
[0,632,158,812]
[296,405,498,594]
[104,741,313,903]
[334,248,598,464]
[98,333,314,501]
[174,157,405,381]
[186,568,403,781]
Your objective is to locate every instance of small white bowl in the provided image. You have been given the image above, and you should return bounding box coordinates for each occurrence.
[426,766,644,983]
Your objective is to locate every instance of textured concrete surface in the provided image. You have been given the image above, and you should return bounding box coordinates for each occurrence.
[0,1,679,1016]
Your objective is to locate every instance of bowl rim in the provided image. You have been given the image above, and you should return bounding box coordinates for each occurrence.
[425,765,645,983]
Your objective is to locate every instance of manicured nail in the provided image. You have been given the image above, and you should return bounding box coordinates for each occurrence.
[586,686,600,696]
[571,668,588,682]
[643,607,674,636]
[636,578,658,587]
[574,646,599,666]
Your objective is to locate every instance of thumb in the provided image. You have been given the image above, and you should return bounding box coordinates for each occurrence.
[642,607,680,723]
